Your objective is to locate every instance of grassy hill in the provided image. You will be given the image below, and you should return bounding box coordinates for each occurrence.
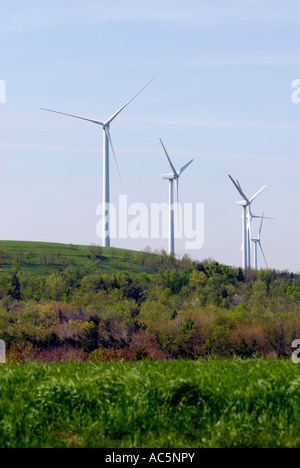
[0,240,172,276]
[0,239,299,362]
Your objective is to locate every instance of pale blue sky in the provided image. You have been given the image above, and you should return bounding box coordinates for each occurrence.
[0,0,300,271]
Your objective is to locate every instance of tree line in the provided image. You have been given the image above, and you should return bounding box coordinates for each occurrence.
[0,254,299,362]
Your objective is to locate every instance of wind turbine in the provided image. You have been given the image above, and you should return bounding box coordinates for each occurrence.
[41,79,154,247]
[160,138,193,255]
[252,213,268,269]
[228,175,267,269]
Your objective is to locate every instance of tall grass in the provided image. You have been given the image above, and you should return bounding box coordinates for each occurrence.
[0,359,299,448]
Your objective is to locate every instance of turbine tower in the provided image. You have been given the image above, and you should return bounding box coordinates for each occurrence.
[252,213,268,269]
[229,175,267,269]
[41,79,154,247]
[160,138,193,255]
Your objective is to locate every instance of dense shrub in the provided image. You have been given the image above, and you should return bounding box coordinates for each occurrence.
[0,249,299,360]
[88,346,135,362]
[6,343,87,363]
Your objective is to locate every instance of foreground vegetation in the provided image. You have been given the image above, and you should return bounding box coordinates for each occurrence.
[0,242,299,448]
[0,359,299,448]
[0,241,299,361]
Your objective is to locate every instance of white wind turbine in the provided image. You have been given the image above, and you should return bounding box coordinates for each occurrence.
[252,213,268,270]
[41,79,154,247]
[228,175,267,269]
[160,138,193,255]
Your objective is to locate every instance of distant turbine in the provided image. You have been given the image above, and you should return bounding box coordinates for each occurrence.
[252,213,269,269]
[229,175,267,269]
[160,138,193,255]
[41,78,154,247]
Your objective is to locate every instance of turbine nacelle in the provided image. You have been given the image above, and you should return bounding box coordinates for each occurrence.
[162,173,176,180]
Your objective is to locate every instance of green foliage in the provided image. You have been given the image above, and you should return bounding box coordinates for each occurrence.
[0,242,299,448]
[0,241,299,360]
[88,346,135,362]
[161,269,190,294]
[287,281,300,300]
[8,272,21,301]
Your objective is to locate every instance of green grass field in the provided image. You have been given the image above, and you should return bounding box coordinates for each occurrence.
[0,240,161,276]
[0,359,299,448]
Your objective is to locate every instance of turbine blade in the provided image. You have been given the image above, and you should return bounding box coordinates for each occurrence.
[159,139,177,176]
[178,159,193,176]
[237,179,251,204]
[259,212,265,238]
[259,241,268,269]
[250,185,267,203]
[251,215,275,220]
[106,127,125,191]
[236,180,242,190]
[105,78,155,125]
[228,175,250,203]
[40,108,103,125]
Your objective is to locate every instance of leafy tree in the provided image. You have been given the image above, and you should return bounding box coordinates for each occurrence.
[9,272,21,301]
